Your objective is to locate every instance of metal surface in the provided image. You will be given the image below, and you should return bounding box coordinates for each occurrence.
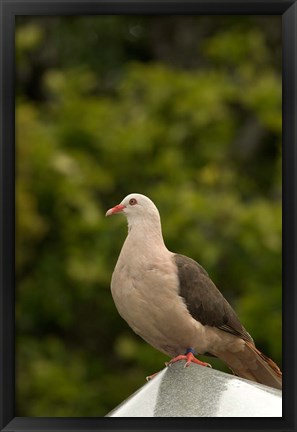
[107,362,282,417]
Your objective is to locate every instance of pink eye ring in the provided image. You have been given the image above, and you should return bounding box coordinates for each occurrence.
[129,198,137,206]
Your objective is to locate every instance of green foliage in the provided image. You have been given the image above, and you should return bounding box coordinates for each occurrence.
[16,16,282,416]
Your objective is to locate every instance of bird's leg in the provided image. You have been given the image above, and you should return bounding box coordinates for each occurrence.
[165,348,212,369]
[146,349,211,380]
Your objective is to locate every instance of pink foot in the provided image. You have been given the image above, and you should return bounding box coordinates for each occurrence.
[165,351,212,369]
[146,371,160,381]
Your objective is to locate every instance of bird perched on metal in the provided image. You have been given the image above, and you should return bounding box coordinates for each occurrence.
[106,193,282,390]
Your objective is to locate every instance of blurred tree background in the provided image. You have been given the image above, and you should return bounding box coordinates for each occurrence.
[15,15,282,416]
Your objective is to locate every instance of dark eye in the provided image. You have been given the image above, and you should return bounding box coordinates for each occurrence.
[129,198,137,206]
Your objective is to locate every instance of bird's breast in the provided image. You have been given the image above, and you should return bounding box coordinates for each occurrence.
[110,255,206,356]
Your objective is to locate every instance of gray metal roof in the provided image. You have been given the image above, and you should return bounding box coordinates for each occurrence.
[106,362,282,417]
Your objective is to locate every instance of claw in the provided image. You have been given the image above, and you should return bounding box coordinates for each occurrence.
[146,371,160,381]
[167,351,212,369]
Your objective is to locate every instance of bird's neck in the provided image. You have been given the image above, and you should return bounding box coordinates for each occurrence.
[126,216,167,253]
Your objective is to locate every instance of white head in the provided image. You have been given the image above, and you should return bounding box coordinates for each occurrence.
[105,193,161,228]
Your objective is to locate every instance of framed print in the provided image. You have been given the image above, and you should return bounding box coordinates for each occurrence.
[0,0,296,431]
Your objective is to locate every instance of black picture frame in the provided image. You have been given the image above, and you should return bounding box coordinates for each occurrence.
[0,0,296,431]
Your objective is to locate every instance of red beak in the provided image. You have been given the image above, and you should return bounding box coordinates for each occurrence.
[105,204,126,216]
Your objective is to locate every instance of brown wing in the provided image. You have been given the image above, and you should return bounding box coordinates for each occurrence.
[174,254,253,343]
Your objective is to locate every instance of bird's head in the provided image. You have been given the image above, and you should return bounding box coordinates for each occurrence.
[105,193,161,226]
